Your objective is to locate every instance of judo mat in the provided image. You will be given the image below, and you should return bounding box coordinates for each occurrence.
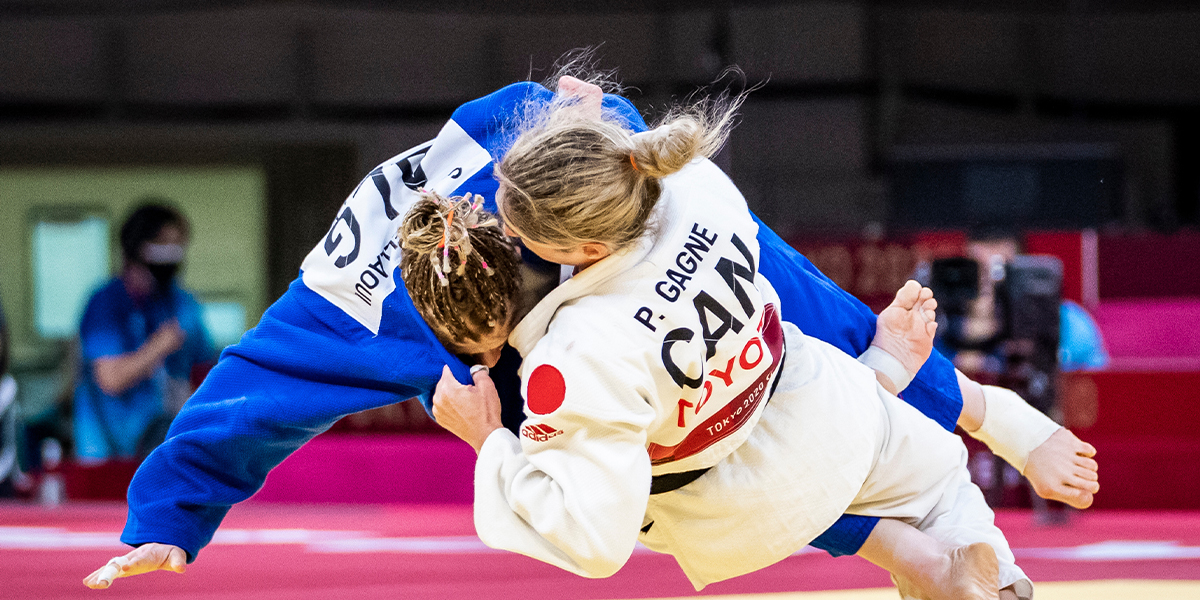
[4,502,1198,599]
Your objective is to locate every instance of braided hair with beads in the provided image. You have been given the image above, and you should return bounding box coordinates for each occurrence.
[399,191,522,350]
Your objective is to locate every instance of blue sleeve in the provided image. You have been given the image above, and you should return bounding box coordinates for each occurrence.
[752,213,965,556]
[123,278,466,561]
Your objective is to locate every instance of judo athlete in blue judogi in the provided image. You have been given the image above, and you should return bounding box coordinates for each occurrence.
[85,80,1096,591]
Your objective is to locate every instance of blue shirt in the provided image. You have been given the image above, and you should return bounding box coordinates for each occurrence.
[75,278,213,461]
[1059,300,1109,372]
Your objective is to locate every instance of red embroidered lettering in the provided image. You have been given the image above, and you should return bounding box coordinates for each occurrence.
[647,304,784,466]
[695,380,714,413]
[708,356,736,387]
[521,422,563,442]
[677,399,694,428]
[740,336,764,370]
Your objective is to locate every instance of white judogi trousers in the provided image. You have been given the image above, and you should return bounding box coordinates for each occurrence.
[640,322,1030,592]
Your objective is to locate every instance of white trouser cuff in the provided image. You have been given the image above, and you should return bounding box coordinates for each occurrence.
[972,385,1061,473]
[858,345,914,392]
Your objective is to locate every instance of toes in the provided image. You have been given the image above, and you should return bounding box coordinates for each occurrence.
[1074,467,1099,482]
[1062,488,1095,509]
[892,280,922,309]
[169,548,188,573]
[84,576,110,590]
[1077,441,1097,457]
[1048,485,1086,509]
[1062,478,1099,495]
[1075,456,1098,472]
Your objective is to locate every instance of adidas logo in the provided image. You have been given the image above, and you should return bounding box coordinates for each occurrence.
[521,423,563,442]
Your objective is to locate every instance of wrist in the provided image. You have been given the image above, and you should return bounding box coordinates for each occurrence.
[471,425,504,455]
[860,345,915,392]
[140,338,170,361]
[972,385,1061,473]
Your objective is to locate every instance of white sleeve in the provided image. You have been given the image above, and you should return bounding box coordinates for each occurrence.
[472,347,657,579]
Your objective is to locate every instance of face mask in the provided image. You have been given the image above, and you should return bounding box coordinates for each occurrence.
[140,243,186,292]
[146,263,180,291]
[142,243,185,264]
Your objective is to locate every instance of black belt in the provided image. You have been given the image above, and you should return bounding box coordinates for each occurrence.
[650,468,709,495]
[648,350,786,496]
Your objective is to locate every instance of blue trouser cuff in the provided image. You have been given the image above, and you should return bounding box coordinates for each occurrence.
[810,513,878,557]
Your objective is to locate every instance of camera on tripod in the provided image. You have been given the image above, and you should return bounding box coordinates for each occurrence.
[927,253,1064,416]
[926,250,1064,511]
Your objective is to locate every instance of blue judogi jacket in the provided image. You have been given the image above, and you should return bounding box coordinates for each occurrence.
[123,82,963,561]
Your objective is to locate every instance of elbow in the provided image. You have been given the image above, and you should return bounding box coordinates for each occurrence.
[575,538,634,579]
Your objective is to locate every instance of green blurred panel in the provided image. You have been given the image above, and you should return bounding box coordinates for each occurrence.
[0,166,267,360]
[200,300,248,350]
[31,217,111,339]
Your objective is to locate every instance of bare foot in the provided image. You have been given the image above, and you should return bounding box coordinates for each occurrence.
[1002,579,1034,600]
[1024,428,1100,509]
[945,543,1000,600]
[893,542,999,600]
[872,280,939,378]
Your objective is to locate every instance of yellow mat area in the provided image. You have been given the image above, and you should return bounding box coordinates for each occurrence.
[633,580,1200,600]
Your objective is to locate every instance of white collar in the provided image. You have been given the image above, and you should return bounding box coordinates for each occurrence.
[508,235,654,358]
[506,172,688,358]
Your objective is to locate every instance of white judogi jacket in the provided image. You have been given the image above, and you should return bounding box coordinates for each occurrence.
[476,159,799,575]
[473,159,984,589]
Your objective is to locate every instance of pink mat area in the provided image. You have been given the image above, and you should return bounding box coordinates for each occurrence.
[250,433,476,504]
[1093,298,1200,371]
[6,503,1200,600]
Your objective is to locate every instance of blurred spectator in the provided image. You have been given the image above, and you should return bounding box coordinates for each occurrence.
[73,202,215,464]
[940,234,1019,379]
[0,295,19,496]
[933,233,1108,377]
[929,231,1107,512]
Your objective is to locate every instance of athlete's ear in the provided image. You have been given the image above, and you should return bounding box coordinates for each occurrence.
[580,242,612,262]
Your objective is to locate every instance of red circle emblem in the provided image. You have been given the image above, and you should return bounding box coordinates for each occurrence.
[527,365,567,415]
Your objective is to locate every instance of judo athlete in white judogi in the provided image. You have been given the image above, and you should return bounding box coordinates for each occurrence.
[484,161,1025,592]
[82,75,1090,595]
[431,92,1033,599]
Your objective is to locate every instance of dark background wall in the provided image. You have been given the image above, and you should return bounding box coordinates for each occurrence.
[2,0,1198,298]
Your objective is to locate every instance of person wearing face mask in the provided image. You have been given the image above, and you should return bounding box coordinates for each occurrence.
[73,202,215,464]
